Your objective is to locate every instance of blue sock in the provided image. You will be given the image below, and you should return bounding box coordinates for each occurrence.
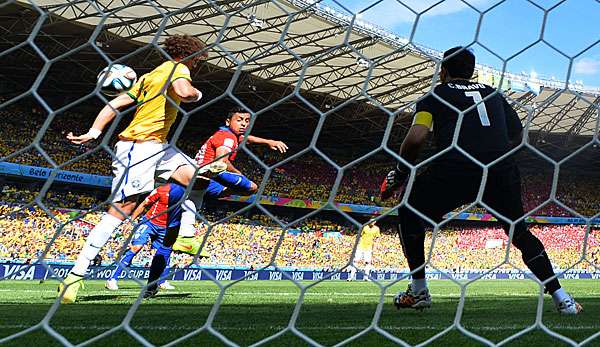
[148,246,172,289]
[158,256,171,285]
[111,249,137,280]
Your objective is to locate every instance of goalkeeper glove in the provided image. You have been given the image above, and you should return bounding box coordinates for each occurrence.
[380,165,408,201]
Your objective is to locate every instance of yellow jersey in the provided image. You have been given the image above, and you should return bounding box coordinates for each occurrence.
[358,225,380,250]
[120,61,192,142]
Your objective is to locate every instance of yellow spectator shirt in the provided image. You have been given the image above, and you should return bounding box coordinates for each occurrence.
[120,61,192,142]
[358,225,380,250]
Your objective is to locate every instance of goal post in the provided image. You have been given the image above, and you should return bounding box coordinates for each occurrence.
[0,0,598,346]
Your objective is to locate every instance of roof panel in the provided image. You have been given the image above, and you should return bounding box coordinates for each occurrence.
[8,0,600,140]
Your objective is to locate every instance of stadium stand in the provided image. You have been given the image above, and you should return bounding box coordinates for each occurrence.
[1,204,597,272]
[0,105,113,175]
[1,0,599,345]
[3,106,600,216]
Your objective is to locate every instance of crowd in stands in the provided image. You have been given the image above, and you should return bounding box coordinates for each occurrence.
[2,104,600,216]
[1,185,103,210]
[2,103,600,275]
[234,153,600,216]
[0,106,113,175]
[1,205,598,273]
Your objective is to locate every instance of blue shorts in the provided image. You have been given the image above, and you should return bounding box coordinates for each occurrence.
[206,172,252,197]
[131,221,166,249]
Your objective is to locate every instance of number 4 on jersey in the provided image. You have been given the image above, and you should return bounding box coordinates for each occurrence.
[465,91,490,127]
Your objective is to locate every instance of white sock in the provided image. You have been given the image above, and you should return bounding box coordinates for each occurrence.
[71,214,122,276]
[349,264,357,280]
[412,278,427,293]
[179,199,197,238]
[180,190,206,237]
[551,288,569,306]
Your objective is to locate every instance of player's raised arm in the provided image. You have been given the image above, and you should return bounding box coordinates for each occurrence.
[246,135,289,153]
[167,35,207,104]
[172,78,202,103]
[67,93,135,144]
[130,188,160,221]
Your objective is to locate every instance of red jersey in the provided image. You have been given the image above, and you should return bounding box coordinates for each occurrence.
[143,184,185,228]
[195,126,239,165]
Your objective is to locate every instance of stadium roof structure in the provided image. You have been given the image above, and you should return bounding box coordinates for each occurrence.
[1,0,599,153]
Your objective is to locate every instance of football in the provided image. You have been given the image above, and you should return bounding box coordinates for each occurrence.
[97,64,137,97]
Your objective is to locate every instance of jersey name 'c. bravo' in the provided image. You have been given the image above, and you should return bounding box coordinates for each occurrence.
[412,79,522,166]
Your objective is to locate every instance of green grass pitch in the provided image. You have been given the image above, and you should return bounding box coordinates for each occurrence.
[0,279,598,346]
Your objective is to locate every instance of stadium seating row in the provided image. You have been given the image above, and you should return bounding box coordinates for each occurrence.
[1,205,597,272]
[3,105,600,215]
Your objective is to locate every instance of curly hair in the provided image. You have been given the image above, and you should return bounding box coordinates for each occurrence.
[163,34,208,63]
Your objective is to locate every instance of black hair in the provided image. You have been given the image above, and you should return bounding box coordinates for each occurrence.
[226,106,250,120]
[363,218,376,225]
[441,46,475,79]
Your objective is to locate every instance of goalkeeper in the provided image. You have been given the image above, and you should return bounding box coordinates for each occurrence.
[381,47,581,315]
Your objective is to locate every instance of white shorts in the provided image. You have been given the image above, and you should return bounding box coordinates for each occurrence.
[155,147,197,182]
[111,140,167,202]
[355,249,373,263]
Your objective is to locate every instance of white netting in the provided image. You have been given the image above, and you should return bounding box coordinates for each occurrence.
[0,0,599,346]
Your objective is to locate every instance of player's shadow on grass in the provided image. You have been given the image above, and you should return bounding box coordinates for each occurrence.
[48,293,194,301]
[75,294,127,301]
[148,293,193,300]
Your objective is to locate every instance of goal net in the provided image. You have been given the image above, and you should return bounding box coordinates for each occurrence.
[0,0,598,345]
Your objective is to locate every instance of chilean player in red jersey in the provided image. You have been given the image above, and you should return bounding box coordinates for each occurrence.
[196,107,288,198]
[106,183,188,292]
[170,107,288,254]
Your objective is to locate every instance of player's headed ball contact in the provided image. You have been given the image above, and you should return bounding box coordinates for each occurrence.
[97,64,137,97]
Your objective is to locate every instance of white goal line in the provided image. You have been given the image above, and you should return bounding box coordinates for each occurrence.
[0,289,574,298]
[1,324,598,332]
